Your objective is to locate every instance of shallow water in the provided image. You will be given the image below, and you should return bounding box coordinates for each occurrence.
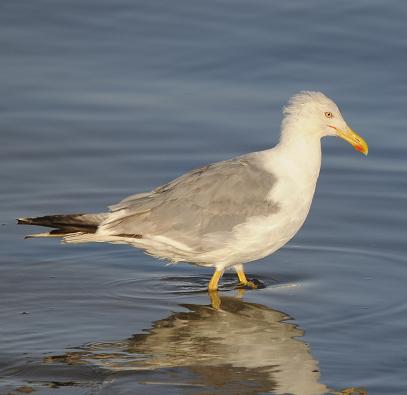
[1,1,407,394]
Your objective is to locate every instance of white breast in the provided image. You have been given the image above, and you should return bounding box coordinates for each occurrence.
[209,138,322,269]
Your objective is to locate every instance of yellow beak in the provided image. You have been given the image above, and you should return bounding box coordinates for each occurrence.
[331,126,368,156]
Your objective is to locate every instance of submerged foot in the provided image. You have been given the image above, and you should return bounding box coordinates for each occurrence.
[236,278,265,290]
[338,388,368,395]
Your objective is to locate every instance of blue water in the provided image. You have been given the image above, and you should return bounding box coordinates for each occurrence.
[1,1,406,394]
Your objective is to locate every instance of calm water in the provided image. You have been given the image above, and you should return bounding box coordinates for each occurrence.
[1,1,407,394]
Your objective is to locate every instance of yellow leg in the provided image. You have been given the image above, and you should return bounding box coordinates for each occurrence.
[236,266,248,283]
[234,264,258,289]
[208,269,224,291]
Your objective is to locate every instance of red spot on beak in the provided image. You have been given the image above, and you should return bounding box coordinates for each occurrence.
[355,145,363,152]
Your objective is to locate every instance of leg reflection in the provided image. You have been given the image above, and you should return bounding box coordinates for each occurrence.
[208,290,221,310]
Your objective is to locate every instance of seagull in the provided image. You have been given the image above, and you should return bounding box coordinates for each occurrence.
[18,91,368,292]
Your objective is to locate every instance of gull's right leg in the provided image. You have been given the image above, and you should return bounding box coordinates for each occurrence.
[234,264,258,289]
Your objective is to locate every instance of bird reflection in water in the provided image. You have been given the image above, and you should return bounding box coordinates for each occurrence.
[46,292,366,395]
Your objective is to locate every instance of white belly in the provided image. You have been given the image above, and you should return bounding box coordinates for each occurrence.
[139,186,315,269]
[204,148,321,269]
[193,173,317,269]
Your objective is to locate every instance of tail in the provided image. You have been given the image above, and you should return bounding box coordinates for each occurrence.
[17,213,108,239]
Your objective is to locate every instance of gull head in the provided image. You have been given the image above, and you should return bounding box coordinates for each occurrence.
[282,91,368,155]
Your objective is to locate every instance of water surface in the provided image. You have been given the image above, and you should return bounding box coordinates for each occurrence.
[1,1,407,394]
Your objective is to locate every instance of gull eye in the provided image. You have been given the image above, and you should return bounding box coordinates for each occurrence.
[324,111,334,118]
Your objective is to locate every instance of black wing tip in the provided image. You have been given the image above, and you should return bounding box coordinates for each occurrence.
[17,217,31,225]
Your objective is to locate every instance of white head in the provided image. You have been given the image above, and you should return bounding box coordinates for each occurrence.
[281,91,368,155]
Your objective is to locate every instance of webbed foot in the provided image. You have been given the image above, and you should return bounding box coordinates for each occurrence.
[236,278,265,289]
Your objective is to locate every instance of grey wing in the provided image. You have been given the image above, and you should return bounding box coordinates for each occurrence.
[99,155,278,251]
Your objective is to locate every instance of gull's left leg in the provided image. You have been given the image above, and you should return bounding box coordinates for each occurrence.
[208,269,224,292]
[234,264,258,289]
[208,269,224,310]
